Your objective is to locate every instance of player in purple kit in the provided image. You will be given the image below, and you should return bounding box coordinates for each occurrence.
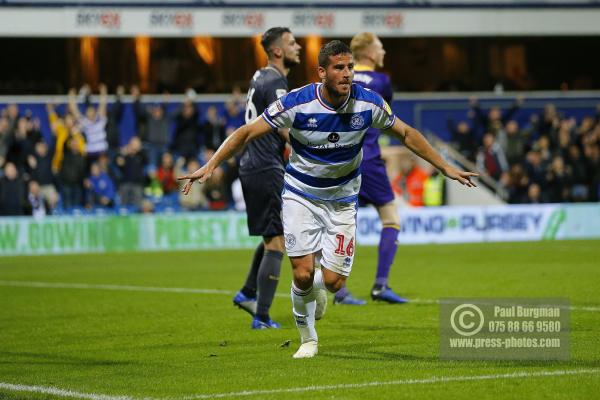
[333,32,407,305]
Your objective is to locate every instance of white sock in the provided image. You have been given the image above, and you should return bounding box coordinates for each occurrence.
[291,282,317,343]
[313,268,326,291]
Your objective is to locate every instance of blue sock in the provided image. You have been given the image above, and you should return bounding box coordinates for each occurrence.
[375,226,399,287]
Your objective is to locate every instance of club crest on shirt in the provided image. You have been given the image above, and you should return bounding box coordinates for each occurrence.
[350,114,364,129]
[327,132,340,143]
[285,233,296,248]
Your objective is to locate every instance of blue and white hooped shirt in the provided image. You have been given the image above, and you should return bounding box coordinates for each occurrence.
[261,82,396,203]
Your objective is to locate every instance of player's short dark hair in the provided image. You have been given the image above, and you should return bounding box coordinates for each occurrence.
[318,40,352,68]
[261,27,291,57]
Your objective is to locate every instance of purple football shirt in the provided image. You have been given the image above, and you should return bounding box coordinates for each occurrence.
[353,66,393,161]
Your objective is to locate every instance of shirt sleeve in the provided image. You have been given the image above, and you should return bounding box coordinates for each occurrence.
[261,94,295,129]
[370,93,396,130]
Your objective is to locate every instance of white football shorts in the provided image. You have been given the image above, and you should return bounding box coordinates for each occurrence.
[282,188,357,276]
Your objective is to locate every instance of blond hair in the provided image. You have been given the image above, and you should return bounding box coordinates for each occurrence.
[350,32,377,61]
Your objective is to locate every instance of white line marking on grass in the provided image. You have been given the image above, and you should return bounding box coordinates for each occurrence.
[0,280,233,295]
[182,369,600,399]
[1,280,599,312]
[0,382,143,400]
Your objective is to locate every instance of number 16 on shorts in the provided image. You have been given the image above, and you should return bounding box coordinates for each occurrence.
[334,234,354,257]
[327,233,355,276]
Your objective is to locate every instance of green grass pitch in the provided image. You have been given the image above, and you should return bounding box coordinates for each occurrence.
[0,240,599,399]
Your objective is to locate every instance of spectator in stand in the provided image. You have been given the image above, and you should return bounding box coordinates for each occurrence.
[68,84,109,165]
[202,105,227,162]
[0,162,25,215]
[116,136,147,208]
[131,86,147,138]
[556,122,572,161]
[224,98,245,135]
[566,144,589,201]
[133,90,171,168]
[447,118,477,162]
[504,120,529,165]
[5,104,19,133]
[504,164,530,204]
[6,117,36,172]
[0,115,10,167]
[391,157,428,206]
[525,183,543,204]
[535,103,560,140]
[535,135,553,170]
[171,99,202,160]
[545,156,571,203]
[156,151,177,195]
[27,114,43,145]
[585,143,600,201]
[47,103,86,174]
[524,150,546,186]
[177,157,207,210]
[25,180,50,218]
[476,133,509,181]
[29,141,58,210]
[106,85,125,156]
[470,96,523,138]
[203,166,229,210]
[59,138,87,209]
[85,162,116,208]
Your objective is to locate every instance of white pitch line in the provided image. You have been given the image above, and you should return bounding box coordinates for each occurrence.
[0,382,142,400]
[2,369,597,400]
[182,369,600,399]
[1,280,599,312]
[0,280,233,295]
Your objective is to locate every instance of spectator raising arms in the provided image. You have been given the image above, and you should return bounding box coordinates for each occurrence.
[68,84,109,164]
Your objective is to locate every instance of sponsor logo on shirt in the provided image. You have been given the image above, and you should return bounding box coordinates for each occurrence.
[328,132,340,143]
[307,118,318,128]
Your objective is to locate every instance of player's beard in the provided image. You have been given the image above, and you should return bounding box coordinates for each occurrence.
[283,56,300,69]
[325,80,348,99]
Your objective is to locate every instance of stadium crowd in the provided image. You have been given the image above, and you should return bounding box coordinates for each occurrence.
[0,86,599,216]
[448,97,600,203]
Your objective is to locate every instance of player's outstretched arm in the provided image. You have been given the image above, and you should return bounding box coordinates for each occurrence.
[386,118,479,187]
[177,117,273,194]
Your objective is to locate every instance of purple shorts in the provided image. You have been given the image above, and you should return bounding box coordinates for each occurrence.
[359,157,395,207]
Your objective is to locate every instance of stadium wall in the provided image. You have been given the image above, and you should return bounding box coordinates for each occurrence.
[1,203,599,256]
